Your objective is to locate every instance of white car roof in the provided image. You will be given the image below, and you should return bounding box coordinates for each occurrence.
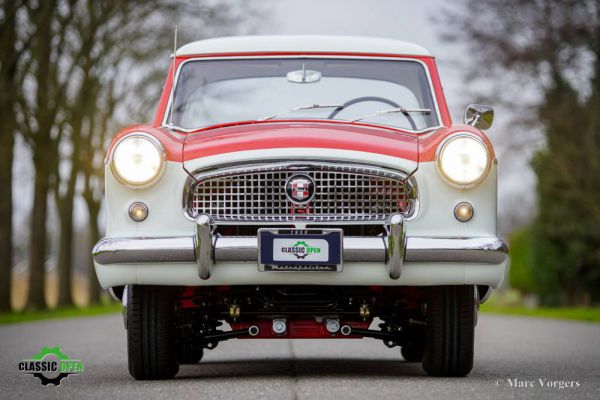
[176,35,431,57]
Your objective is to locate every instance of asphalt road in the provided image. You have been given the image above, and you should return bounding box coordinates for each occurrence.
[0,313,598,399]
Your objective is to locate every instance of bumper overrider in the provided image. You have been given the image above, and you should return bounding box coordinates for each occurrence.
[92,213,508,282]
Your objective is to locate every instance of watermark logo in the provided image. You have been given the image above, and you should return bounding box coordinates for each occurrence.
[19,346,84,386]
[495,378,581,390]
[281,240,322,259]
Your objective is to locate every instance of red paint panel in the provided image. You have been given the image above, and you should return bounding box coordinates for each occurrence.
[230,320,370,339]
[421,57,452,126]
[145,52,463,162]
[106,122,494,165]
[152,52,452,127]
[182,121,419,162]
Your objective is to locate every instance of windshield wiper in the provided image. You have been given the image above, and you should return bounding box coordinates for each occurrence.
[351,108,431,123]
[350,107,431,130]
[260,104,344,121]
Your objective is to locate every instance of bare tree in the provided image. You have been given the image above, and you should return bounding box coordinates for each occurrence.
[440,0,600,304]
[53,1,123,307]
[0,0,24,311]
[4,0,260,310]
[18,0,71,310]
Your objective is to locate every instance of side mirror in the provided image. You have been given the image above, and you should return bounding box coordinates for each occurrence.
[463,104,494,130]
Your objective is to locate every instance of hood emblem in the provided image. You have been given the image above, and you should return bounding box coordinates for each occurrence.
[285,174,316,204]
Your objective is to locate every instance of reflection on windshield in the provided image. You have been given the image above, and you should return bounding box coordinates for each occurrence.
[171,58,438,131]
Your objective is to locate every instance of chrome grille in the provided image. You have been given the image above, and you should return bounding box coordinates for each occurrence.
[185,162,416,223]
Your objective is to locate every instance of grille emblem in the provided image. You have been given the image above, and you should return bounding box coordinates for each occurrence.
[285,174,316,204]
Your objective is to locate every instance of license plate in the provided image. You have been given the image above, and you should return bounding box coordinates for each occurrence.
[258,229,343,272]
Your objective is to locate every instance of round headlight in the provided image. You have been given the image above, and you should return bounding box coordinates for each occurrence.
[437,134,491,187]
[110,134,165,188]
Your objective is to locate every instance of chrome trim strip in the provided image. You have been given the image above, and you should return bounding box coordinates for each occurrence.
[213,236,258,261]
[386,213,405,279]
[194,214,214,280]
[92,236,195,264]
[212,236,386,262]
[211,217,390,226]
[342,237,387,262]
[188,160,413,183]
[404,237,508,264]
[93,235,507,266]
[183,160,419,223]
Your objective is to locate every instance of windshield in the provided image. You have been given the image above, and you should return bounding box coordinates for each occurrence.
[169,58,439,131]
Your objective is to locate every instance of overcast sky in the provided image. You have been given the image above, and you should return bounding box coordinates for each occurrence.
[258,0,465,114]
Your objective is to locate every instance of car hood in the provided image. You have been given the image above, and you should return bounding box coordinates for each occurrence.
[182,121,421,174]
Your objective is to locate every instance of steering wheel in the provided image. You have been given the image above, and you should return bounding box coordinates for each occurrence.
[328,96,416,129]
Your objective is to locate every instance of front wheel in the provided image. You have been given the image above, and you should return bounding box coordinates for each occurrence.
[127,285,179,380]
[422,285,475,377]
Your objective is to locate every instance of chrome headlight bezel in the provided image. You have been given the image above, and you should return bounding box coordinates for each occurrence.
[109,133,166,189]
[435,133,492,189]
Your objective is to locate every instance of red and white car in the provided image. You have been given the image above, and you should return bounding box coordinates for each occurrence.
[92,36,508,379]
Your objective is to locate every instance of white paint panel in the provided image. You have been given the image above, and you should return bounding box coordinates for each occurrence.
[104,159,499,239]
[95,259,508,289]
[182,148,418,177]
[101,154,505,289]
[177,35,431,57]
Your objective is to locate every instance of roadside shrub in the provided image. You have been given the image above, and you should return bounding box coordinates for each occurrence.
[508,227,537,294]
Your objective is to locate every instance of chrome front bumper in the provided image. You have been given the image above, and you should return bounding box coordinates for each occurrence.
[92,214,508,281]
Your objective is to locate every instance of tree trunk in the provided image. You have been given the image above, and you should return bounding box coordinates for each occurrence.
[25,0,57,311]
[0,123,14,312]
[56,194,75,307]
[26,150,50,310]
[0,0,19,312]
[55,127,82,308]
[87,200,102,305]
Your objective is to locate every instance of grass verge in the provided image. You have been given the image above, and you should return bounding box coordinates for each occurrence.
[480,304,600,323]
[2,296,598,325]
[0,302,122,325]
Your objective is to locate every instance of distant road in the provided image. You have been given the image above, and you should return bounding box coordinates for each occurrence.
[1,314,598,399]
